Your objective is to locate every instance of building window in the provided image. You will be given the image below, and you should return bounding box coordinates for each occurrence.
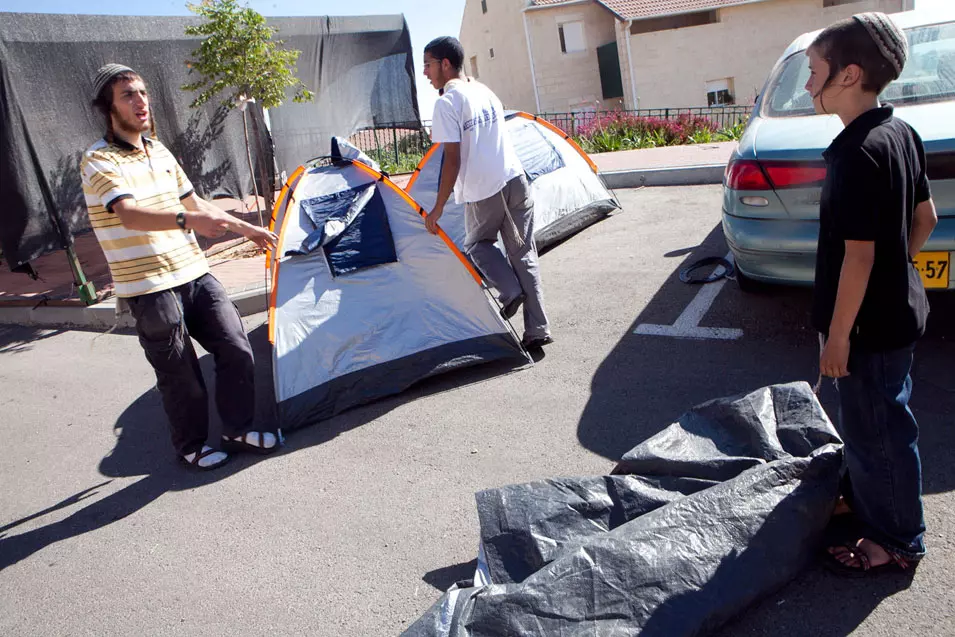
[470,55,480,79]
[823,0,864,6]
[490,48,494,58]
[559,21,586,54]
[481,0,487,14]
[631,10,719,35]
[706,78,735,106]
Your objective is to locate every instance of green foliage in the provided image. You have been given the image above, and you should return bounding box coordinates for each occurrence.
[367,150,426,175]
[183,0,314,110]
[573,112,749,153]
[715,118,749,142]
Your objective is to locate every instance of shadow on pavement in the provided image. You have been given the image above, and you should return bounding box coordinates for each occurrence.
[0,325,66,355]
[422,559,479,592]
[574,222,955,636]
[0,322,529,572]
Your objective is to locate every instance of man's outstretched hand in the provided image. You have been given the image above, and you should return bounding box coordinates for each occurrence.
[241,224,278,250]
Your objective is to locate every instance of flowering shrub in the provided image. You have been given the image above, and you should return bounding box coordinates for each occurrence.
[567,111,747,154]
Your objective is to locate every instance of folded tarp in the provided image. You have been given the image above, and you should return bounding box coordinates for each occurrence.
[404,382,843,637]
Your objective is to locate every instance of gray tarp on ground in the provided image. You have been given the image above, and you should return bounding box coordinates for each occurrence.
[404,382,843,637]
[0,13,418,272]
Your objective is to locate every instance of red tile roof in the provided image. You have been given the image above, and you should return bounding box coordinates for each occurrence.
[530,0,770,21]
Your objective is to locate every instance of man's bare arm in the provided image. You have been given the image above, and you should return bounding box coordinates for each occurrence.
[181,193,277,249]
[425,143,461,235]
[820,240,875,378]
[909,198,938,259]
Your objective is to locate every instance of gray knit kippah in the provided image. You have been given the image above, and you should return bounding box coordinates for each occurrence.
[853,12,908,77]
[91,63,136,101]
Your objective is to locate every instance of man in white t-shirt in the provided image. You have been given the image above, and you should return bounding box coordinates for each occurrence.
[423,36,551,350]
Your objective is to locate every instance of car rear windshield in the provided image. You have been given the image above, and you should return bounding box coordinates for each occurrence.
[762,20,955,118]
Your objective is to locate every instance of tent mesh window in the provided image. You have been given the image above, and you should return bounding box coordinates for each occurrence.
[509,120,565,181]
[296,184,398,276]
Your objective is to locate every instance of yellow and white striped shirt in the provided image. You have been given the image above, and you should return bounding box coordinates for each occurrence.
[81,137,209,298]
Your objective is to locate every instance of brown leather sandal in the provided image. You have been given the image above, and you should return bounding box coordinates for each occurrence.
[823,540,914,578]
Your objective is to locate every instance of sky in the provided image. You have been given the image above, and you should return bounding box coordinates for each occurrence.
[0,0,948,118]
[0,0,466,118]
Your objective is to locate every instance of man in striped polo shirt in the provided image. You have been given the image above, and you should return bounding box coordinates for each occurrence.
[82,63,278,470]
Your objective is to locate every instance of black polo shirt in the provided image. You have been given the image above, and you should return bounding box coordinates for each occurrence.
[811,105,931,351]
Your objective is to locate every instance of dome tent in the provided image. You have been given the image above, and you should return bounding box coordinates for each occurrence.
[405,112,620,252]
[267,140,530,429]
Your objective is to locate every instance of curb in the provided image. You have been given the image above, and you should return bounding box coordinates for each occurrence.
[0,167,724,331]
[0,285,270,331]
[600,164,725,189]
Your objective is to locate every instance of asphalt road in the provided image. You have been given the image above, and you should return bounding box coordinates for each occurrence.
[2,185,954,636]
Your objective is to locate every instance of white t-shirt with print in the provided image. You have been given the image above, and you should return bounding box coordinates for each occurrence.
[430,78,523,204]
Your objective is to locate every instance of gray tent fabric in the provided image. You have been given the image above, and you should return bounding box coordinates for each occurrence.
[267,15,420,176]
[407,112,619,253]
[269,151,529,430]
[0,12,419,272]
[404,382,844,637]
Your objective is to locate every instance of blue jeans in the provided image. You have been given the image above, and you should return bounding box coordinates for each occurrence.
[836,341,926,560]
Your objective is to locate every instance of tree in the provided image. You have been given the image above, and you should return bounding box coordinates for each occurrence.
[183,0,314,228]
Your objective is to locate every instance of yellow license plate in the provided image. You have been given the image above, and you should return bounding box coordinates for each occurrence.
[913,251,951,289]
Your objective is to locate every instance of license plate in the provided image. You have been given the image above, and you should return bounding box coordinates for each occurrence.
[913,251,951,289]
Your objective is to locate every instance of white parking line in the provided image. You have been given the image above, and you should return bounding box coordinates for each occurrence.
[634,253,744,341]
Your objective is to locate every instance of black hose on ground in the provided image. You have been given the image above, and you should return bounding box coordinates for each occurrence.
[679,256,735,284]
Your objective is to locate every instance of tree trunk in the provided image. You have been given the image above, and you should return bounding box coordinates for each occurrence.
[242,109,264,228]
[248,107,275,219]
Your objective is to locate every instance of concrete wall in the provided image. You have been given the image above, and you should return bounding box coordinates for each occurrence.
[627,0,907,109]
[458,0,538,113]
[524,1,623,113]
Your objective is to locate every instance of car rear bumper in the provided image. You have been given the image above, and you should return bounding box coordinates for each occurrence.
[722,211,817,285]
[723,210,955,289]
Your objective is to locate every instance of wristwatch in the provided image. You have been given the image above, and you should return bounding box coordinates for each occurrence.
[176,212,187,230]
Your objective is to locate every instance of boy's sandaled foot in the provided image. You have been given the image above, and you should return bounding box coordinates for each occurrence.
[823,538,913,578]
[222,431,278,455]
[833,495,852,516]
[180,445,230,471]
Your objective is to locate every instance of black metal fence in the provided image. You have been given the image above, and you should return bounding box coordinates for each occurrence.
[344,105,753,174]
[539,105,754,137]
[348,125,433,175]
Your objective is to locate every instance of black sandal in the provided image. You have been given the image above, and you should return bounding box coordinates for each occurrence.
[823,541,913,578]
[179,446,231,471]
[222,431,279,455]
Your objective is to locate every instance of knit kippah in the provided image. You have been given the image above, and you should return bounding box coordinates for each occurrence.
[92,63,136,101]
[853,12,908,78]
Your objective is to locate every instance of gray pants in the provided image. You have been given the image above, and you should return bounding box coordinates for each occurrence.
[465,175,549,340]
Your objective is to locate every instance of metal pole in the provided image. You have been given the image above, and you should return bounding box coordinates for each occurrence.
[393,125,399,169]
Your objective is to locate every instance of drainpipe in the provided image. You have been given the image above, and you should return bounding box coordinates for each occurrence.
[624,19,638,110]
[522,10,542,113]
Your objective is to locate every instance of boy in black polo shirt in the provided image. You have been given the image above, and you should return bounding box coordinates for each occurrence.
[806,13,938,575]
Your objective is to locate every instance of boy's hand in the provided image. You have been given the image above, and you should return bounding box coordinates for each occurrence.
[821,335,851,378]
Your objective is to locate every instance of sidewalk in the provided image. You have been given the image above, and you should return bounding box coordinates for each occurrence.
[592,140,736,189]
[0,141,736,328]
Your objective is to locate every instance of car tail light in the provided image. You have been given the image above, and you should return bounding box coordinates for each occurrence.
[726,159,827,191]
[762,163,827,189]
[725,159,771,190]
